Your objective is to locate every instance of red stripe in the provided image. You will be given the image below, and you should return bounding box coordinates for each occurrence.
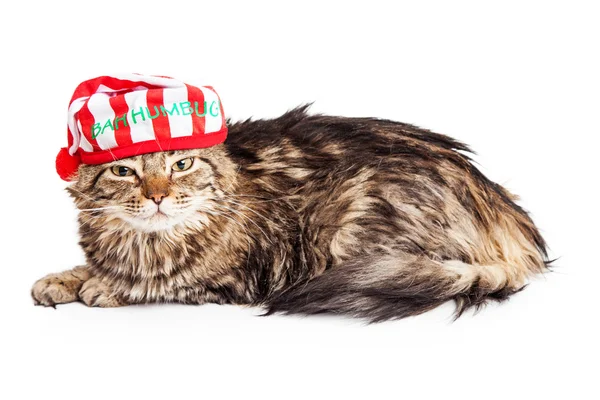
[69,76,155,107]
[146,88,171,142]
[77,103,102,151]
[109,95,133,147]
[187,84,206,136]
[79,127,228,164]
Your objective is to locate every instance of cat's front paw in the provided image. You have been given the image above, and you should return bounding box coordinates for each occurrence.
[79,277,125,308]
[32,268,89,307]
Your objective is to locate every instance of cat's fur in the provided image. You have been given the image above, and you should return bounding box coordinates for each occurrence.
[32,106,549,321]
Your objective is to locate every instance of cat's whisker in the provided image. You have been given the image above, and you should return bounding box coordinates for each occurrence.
[219,164,242,194]
[191,193,274,221]
[214,202,273,245]
[78,206,122,212]
[221,190,294,203]
[220,197,272,225]
[68,187,106,204]
[199,194,274,244]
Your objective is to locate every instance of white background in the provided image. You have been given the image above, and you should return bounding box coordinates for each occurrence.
[1,1,598,399]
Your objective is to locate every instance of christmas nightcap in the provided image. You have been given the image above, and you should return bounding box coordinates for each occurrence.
[56,73,228,181]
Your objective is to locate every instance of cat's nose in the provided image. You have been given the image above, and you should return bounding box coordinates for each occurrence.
[143,187,169,205]
[149,193,166,205]
[142,176,170,205]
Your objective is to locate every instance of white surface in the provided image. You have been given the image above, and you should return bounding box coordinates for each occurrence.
[1,1,598,399]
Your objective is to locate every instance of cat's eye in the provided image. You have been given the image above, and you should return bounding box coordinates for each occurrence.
[111,165,135,177]
[172,157,194,172]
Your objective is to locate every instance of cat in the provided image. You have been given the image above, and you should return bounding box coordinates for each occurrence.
[31,106,549,321]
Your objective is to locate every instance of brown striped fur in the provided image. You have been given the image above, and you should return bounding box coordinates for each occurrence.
[32,106,549,321]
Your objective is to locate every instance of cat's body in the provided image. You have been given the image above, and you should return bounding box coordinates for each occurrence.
[32,106,548,321]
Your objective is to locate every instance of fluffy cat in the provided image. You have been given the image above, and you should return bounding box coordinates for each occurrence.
[31,106,549,321]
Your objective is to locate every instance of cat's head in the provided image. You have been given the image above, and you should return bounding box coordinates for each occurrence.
[68,146,237,233]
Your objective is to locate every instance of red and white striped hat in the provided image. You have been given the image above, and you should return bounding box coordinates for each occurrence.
[56,73,228,181]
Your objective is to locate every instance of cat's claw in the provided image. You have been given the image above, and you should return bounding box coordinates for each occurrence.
[31,273,80,307]
[79,277,125,308]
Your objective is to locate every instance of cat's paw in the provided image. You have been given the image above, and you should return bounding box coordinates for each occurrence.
[79,277,125,308]
[32,272,83,307]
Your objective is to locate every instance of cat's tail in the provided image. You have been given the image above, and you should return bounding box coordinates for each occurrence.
[265,253,534,322]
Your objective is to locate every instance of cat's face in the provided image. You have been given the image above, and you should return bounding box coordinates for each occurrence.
[69,146,237,232]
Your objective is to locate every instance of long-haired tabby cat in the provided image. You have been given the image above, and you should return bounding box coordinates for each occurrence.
[31,106,549,321]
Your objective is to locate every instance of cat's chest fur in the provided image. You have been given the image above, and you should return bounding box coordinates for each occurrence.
[78,216,256,304]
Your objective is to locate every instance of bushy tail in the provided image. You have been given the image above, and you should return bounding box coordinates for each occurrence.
[265,253,529,322]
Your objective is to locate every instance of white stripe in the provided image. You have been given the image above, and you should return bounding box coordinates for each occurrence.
[97,84,116,93]
[110,73,184,89]
[77,120,94,152]
[67,97,87,155]
[163,87,193,138]
[200,87,223,134]
[87,93,117,150]
[125,90,156,143]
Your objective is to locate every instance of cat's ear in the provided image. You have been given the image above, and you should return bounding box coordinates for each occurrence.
[56,148,80,181]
